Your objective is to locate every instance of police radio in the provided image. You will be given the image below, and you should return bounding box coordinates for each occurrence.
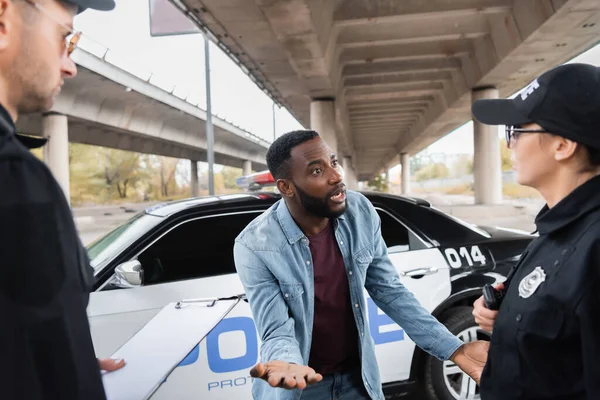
[483,284,505,311]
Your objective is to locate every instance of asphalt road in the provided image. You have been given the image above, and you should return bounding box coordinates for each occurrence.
[74,203,158,245]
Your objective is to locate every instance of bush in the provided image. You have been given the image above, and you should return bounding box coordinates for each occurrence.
[415,163,449,181]
[503,183,541,199]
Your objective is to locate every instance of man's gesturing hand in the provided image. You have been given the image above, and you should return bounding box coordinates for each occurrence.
[473,283,504,332]
[450,341,490,385]
[250,361,323,390]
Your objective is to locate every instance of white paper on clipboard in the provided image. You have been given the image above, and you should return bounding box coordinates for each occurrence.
[102,297,239,400]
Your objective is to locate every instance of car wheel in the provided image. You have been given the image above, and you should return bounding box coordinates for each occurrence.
[423,306,491,400]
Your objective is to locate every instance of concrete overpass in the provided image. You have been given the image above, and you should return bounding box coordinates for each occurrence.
[174,0,599,203]
[16,47,270,201]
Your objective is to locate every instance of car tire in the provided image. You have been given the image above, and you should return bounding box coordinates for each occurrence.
[422,306,491,400]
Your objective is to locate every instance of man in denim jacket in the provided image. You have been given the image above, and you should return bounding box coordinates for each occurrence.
[234,130,488,400]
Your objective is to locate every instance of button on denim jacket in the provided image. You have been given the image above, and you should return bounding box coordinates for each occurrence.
[234,190,462,400]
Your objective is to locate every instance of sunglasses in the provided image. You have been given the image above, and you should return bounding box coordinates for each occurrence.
[505,125,547,149]
[23,0,82,57]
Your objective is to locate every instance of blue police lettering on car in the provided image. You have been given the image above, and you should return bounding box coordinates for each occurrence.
[208,377,253,391]
[177,299,406,389]
[178,343,200,367]
[367,298,404,344]
[174,316,258,373]
[207,317,258,373]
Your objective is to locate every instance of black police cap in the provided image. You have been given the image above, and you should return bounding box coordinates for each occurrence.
[63,0,115,14]
[472,63,600,149]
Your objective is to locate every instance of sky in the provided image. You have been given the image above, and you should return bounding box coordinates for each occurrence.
[424,41,600,156]
[74,0,303,145]
[73,1,600,171]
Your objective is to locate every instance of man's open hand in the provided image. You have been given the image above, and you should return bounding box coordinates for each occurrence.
[98,358,125,372]
[450,341,490,385]
[250,361,323,390]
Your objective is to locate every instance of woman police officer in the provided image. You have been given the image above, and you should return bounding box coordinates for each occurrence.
[471,63,600,399]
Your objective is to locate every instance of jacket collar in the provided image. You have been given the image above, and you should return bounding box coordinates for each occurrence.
[0,103,15,135]
[0,103,47,149]
[535,175,600,235]
[276,198,345,244]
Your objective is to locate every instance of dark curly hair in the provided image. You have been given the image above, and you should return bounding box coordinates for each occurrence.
[266,130,320,179]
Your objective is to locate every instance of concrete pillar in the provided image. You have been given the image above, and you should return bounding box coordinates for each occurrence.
[242,160,252,176]
[190,160,199,197]
[342,156,357,190]
[310,99,337,154]
[400,153,410,195]
[472,87,502,205]
[42,112,70,203]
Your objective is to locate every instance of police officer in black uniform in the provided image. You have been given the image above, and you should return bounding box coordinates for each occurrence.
[471,63,600,399]
[0,1,124,399]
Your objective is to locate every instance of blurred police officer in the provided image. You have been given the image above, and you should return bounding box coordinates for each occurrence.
[0,1,124,399]
[471,63,600,399]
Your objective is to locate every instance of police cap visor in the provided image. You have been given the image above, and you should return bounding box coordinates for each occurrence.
[471,63,600,150]
[62,0,115,13]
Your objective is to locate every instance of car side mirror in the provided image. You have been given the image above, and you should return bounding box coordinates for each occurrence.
[114,260,143,288]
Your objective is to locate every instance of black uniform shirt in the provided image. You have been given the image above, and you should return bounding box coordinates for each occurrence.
[0,104,107,400]
[480,176,600,400]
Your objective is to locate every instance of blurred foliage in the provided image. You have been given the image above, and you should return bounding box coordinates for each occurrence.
[367,174,388,192]
[450,154,473,177]
[503,182,541,198]
[221,166,243,189]
[414,162,449,182]
[499,139,513,171]
[30,143,246,207]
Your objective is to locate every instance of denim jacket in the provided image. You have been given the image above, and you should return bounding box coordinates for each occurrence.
[233,191,463,400]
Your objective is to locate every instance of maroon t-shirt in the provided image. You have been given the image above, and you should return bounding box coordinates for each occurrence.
[307,220,360,375]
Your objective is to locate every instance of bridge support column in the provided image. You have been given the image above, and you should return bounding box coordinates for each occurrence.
[42,112,70,204]
[310,99,337,154]
[472,87,502,205]
[342,157,357,190]
[401,153,410,195]
[243,160,252,176]
[190,160,199,197]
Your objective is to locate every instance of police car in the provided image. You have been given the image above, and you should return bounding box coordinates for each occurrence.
[87,171,533,400]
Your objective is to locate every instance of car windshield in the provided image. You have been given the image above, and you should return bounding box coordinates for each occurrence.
[87,212,163,272]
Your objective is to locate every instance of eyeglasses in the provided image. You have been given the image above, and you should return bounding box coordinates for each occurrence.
[23,0,82,57]
[505,125,547,149]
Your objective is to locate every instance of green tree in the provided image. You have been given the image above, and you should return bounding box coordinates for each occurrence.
[95,148,147,200]
[69,144,105,204]
[367,173,389,192]
[157,157,180,197]
[221,166,243,189]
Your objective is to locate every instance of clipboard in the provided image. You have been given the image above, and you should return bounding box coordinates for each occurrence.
[102,297,240,400]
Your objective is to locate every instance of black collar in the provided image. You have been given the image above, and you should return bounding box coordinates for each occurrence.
[0,103,47,149]
[535,175,600,235]
[0,103,15,135]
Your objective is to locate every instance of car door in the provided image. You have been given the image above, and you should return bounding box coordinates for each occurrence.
[369,207,452,384]
[88,210,265,400]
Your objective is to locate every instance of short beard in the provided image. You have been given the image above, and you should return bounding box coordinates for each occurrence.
[295,184,347,219]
